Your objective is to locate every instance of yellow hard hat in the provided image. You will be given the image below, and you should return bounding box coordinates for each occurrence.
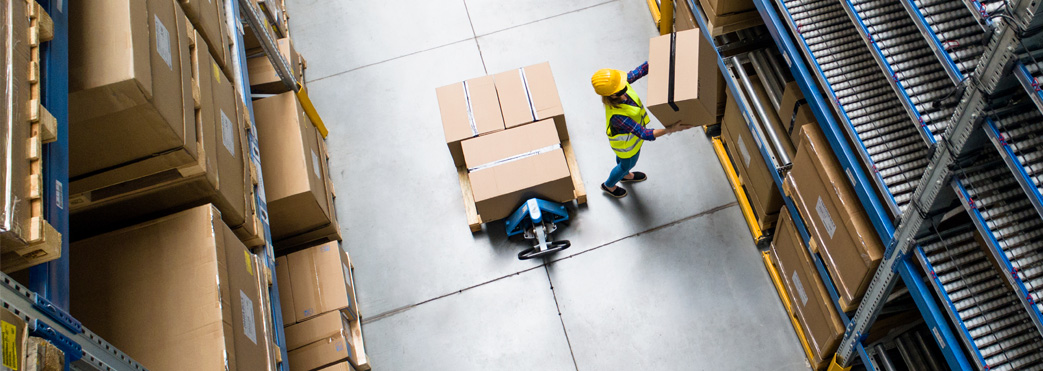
[591,69,625,96]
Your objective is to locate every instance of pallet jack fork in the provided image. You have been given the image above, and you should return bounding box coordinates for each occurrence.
[505,198,572,260]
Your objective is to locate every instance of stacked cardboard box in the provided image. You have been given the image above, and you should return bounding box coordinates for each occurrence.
[720,88,784,229]
[68,1,254,247]
[248,38,305,94]
[777,81,818,149]
[769,207,844,369]
[784,125,885,312]
[646,28,721,128]
[697,0,763,36]
[254,92,341,250]
[437,63,583,228]
[276,242,370,371]
[2,0,61,272]
[69,205,274,371]
[177,0,233,79]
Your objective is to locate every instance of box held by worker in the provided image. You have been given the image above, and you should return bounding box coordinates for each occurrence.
[770,207,844,368]
[69,205,267,371]
[462,119,575,222]
[70,0,195,181]
[436,75,506,167]
[784,125,885,312]
[777,81,817,149]
[721,89,782,229]
[492,62,569,141]
[281,242,357,324]
[254,92,339,243]
[646,29,719,128]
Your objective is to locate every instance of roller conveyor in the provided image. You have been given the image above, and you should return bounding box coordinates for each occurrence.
[902,0,987,84]
[778,0,929,214]
[918,226,1043,370]
[954,153,1043,339]
[984,104,1043,221]
[1015,62,1043,114]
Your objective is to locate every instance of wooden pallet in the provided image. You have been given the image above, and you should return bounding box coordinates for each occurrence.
[458,140,587,232]
[343,251,371,371]
[2,1,60,273]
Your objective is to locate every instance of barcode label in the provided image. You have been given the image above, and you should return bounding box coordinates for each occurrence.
[240,290,257,345]
[155,16,172,70]
[792,272,808,306]
[311,150,321,178]
[816,196,837,238]
[221,110,236,157]
[737,135,751,167]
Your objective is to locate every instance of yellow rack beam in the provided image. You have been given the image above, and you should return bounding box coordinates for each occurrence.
[296,82,329,138]
[710,137,762,242]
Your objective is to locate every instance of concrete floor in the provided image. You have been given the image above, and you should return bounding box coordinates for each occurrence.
[284,0,811,369]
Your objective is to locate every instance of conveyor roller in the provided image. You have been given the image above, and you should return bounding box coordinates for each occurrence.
[918,225,1043,370]
[780,0,930,213]
[910,0,987,77]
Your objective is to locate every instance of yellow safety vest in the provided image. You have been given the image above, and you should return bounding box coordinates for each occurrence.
[605,83,650,159]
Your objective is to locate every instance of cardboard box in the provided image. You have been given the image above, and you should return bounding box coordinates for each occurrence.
[254,92,337,242]
[770,207,844,367]
[275,255,298,324]
[285,310,353,352]
[319,362,358,371]
[288,332,353,371]
[697,0,762,36]
[720,89,782,228]
[646,29,719,128]
[178,0,228,72]
[436,76,506,167]
[248,38,303,94]
[253,255,278,371]
[784,125,885,311]
[70,205,267,371]
[492,62,569,141]
[705,0,756,16]
[777,81,817,149]
[675,0,698,32]
[285,242,357,323]
[1,308,28,371]
[69,0,195,180]
[462,119,575,222]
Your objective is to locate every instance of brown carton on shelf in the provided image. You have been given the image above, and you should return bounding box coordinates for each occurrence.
[248,38,303,94]
[1,308,28,371]
[646,28,719,128]
[178,0,227,71]
[286,242,357,323]
[777,81,817,149]
[69,205,267,371]
[706,0,756,16]
[698,0,762,35]
[462,119,574,222]
[318,361,358,371]
[254,92,336,242]
[275,255,298,325]
[675,0,698,32]
[720,89,783,228]
[285,309,352,352]
[436,75,506,167]
[288,332,354,371]
[770,207,843,367]
[253,255,278,371]
[492,62,569,141]
[69,0,195,181]
[784,125,885,312]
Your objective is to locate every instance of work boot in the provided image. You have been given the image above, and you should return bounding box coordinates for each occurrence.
[601,183,628,198]
[620,172,647,183]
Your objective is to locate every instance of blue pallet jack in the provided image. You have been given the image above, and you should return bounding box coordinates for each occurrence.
[505,198,572,260]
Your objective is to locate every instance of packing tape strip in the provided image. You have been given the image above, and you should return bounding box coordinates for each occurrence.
[519,68,538,122]
[463,81,479,136]
[467,144,562,173]
[668,32,679,112]
[787,98,808,136]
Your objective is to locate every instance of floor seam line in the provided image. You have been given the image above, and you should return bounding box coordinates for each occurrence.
[307,38,475,83]
[474,0,618,39]
[460,0,489,75]
[543,264,581,371]
[362,201,737,325]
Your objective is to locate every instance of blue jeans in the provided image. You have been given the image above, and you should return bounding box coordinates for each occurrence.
[604,151,640,188]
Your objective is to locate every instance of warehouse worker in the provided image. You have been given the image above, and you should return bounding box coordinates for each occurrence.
[592,62,693,198]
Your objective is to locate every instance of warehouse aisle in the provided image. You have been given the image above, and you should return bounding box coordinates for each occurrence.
[284,0,810,369]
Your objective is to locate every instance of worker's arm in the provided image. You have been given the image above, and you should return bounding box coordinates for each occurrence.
[610,114,657,141]
[627,62,649,83]
[652,122,696,138]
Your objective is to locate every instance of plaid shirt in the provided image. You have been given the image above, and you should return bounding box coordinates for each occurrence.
[609,62,655,141]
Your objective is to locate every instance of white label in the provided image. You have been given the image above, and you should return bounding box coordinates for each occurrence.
[816,196,837,238]
[155,16,173,70]
[56,181,63,209]
[311,150,321,178]
[792,271,808,306]
[221,110,236,157]
[737,135,751,167]
[239,290,257,345]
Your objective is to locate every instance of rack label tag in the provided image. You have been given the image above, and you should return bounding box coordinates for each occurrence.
[240,290,258,345]
[816,197,837,239]
[2,320,17,369]
[792,272,808,306]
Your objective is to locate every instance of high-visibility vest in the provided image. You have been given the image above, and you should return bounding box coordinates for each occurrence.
[604,82,650,159]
